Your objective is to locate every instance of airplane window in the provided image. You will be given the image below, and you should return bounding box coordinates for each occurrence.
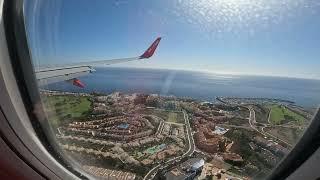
[23,0,320,179]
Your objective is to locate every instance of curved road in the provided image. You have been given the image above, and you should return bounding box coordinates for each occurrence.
[143,111,195,180]
[247,106,292,147]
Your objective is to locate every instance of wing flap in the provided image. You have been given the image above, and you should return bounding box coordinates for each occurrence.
[36,66,92,86]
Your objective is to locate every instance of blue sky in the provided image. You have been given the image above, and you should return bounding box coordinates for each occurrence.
[25,0,320,79]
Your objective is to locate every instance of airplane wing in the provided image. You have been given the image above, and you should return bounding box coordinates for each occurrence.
[35,37,161,87]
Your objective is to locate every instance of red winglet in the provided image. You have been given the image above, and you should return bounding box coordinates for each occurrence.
[73,78,85,88]
[140,37,161,59]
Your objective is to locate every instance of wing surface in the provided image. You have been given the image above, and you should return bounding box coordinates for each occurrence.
[35,37,161,87]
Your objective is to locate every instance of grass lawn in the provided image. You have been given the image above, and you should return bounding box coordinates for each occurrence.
[144,109,168,120]
[144,109,185,124]
[269,105,305,125]
[44,95,91,127]
[168,112,178,123]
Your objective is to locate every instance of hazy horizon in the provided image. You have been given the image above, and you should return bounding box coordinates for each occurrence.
[25,0,320,80]
[97,65,320,81]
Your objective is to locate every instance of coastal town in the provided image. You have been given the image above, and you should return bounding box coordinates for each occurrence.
[41,90,311,180]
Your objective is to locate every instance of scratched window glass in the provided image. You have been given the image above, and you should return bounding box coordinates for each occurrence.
[24,0,320,179]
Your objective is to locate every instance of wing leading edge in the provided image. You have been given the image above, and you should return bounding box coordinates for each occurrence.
[35,37,161,87]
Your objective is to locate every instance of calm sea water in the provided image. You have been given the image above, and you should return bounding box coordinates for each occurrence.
[45,67,320,108]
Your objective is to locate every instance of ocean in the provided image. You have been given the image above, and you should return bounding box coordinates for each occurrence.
[45,67,320,108]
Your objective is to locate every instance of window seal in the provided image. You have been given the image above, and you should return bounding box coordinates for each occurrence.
[3,0,320,180]
[2,0,87,179]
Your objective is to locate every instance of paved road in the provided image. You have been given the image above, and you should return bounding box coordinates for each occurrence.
[267,109,272,124]
[261,126,292,147]
[247,106,292,147]
[182,111,195,157]
[143,111,195,180]
[216,124,253,130]
[248,106,258,132]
